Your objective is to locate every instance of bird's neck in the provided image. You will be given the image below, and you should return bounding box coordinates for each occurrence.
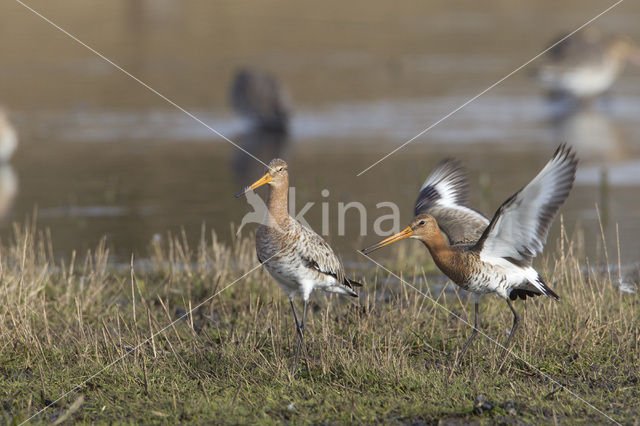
[266,183,289,227]
[420,229,465,283]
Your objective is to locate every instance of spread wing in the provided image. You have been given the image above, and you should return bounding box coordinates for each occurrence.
[295,224,361,291]
[414,159,489,245]
[475,144,578,266]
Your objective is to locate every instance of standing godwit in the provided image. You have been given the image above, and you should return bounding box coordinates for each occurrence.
[230,68,291,133]
[362,145,577,367]
[534,30,640,101]
[235,158,361,372]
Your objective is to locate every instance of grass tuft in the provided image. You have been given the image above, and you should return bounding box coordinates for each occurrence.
[0,220,638,423]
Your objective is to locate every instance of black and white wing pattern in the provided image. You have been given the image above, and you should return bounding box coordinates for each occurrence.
[475,144,578,266]
[294,223,361,292]
[414,159,489,245]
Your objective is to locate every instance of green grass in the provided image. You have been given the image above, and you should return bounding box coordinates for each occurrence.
[1,220,638,424]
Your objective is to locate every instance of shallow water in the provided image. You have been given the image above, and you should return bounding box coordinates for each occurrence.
[2,0,640,266]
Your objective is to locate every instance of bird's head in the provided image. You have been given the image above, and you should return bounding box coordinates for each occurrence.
[235,158,289,198]
[609,36,640,67]
[361,213,440,254]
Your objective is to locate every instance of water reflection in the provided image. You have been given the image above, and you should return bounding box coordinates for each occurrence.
[550,108,625,162]
[231,128,290,184]
[0,165,17,222]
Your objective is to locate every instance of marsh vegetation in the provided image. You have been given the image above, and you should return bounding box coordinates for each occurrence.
[1,219,637,424]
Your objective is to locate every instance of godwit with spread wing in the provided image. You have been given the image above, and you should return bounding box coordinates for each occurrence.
[362,145,577,367]
[534,30,640,100]
[235,158,361,372]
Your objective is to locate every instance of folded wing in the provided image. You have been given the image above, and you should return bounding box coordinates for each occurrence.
[296,224,361,293]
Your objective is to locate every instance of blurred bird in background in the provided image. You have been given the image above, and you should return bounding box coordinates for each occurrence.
[0,107,18,163]
[230,68,292,133]
[0,107,18,222]
[533,29,640,105]
[229,68,292,184]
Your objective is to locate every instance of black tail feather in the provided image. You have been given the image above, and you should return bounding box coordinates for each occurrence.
[510,277,559,301]
[539,278,559,300]
[345,277,363,288]
[509,289,540,301]
[344,277,362,297]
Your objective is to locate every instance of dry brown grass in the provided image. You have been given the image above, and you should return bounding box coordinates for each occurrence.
[0,219,638,424]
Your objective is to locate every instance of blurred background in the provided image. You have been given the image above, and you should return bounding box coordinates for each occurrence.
[1,0,640,267]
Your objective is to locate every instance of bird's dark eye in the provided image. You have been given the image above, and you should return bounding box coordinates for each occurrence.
[418,220,425,226]
[277,167,283,172]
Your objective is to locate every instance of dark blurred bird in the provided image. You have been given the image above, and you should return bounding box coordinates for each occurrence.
[533,29,640,101]
[363,145,577,369]
[230,68,291,133]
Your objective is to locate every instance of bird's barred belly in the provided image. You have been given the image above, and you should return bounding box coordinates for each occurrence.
[258,243,332,298]
[260,246,301,290]
[461,267,511,298]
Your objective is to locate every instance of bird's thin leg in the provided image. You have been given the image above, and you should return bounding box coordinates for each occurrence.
[300,300,311,361]
[449,299,479,377]
[289,298,304,374]
[295,299,309,356]
[291,297,312,374]
[460,299,480,359]
[301,299,308,334]
[503,298,520,350]
[498,298,520,371]
[289,298,302,335]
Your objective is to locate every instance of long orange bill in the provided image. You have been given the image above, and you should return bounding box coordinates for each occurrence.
[234,173,272,198]
[361,226,413,255]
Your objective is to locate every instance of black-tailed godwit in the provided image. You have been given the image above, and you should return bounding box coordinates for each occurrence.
[362,145,577,367]
[236,158,361,372]
[534,30,640,100]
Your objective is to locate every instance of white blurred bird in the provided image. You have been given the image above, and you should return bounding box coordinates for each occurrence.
[0,108,17,163]
[534,30,640,100]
